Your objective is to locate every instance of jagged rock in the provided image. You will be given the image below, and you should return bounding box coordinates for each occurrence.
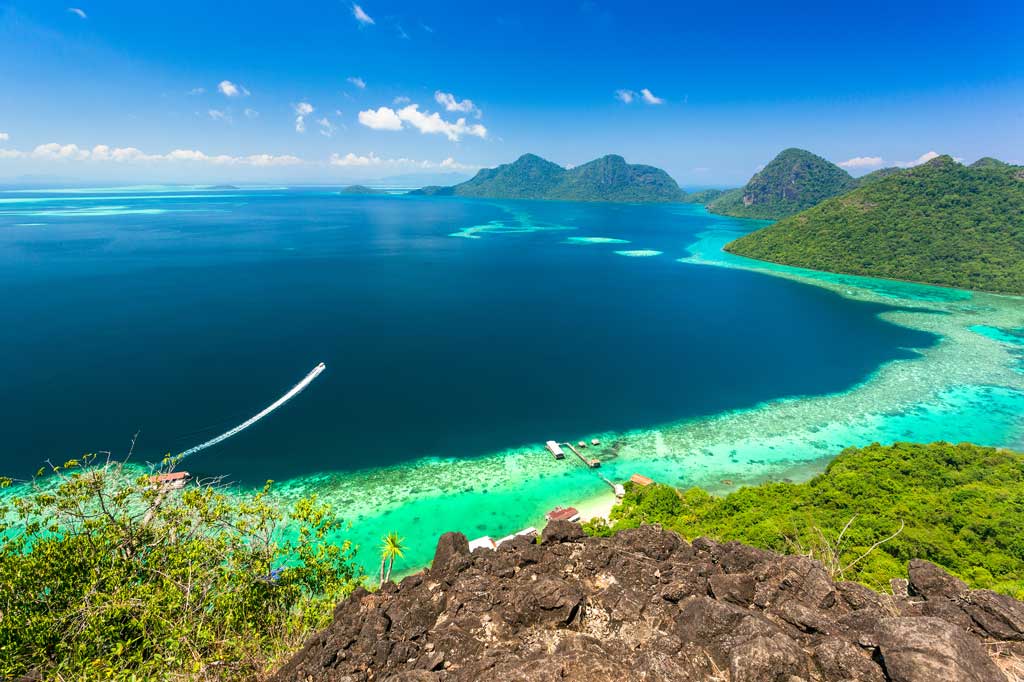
[540,519,584,544]
[431,532,469,570]
[709,572,756,606]
[811,637,886,682]
[876,617,1007,682]
[272,524,1023,682]
[727,633,809,682]
[964,589,1024,640]
[907,559,970,600]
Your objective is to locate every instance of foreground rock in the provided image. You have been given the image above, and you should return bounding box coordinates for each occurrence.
[273,524,1023,681]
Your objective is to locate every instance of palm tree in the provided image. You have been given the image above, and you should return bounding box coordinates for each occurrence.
[379,531,406,585]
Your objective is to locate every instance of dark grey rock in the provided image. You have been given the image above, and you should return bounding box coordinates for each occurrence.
[431,531,469,570]
[876,616,1006,682]
[272,523,1022,682]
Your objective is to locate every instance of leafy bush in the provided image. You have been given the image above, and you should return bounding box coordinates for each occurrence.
[0,456,364,681]
[591,442,1024,597]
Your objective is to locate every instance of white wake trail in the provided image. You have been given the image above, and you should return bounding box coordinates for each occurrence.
[178,362,326,459]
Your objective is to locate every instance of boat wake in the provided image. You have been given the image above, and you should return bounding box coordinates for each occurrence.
[178,362,326,459]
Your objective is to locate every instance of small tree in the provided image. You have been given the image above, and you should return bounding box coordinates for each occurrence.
[379,531,407,585]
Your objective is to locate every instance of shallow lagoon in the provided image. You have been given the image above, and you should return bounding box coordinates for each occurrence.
[2,189,1022,572]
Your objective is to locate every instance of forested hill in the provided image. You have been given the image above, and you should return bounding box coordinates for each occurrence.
[725,155,1024,294]
[707,147,857,219]
[410,153,686,203]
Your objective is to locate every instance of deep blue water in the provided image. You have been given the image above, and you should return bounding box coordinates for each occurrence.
[0,189,935,482]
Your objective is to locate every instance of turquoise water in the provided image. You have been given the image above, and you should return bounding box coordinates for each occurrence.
[2,190,1023,573]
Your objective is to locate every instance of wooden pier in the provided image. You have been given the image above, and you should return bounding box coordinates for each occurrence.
[564,442,600,468]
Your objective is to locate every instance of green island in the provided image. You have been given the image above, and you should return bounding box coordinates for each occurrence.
[338,184,388,195]
[584,441,1024,598]
[707,147,858,219]
[725,155,1024,294]
[411,153,686,203]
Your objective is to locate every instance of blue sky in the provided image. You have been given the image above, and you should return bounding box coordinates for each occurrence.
[1,0,1021,186]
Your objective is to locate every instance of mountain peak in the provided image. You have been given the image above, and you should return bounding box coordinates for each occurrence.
[412,153,684,203]
[709,147,855,220]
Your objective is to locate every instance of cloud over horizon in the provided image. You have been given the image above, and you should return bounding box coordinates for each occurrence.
[838,156,884,169]
[0,142,303,167]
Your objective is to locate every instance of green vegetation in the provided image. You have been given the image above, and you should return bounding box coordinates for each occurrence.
[0,457,364,681]
[681,188,730,204]
[411,153,686,203]
[584,442,1024,597]
[708,148,857,219]
[725,155,1024,294]
[971,157,1010,169]
[340,184,387,194]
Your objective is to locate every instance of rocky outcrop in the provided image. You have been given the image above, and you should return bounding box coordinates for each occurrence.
[273,524,1024,682]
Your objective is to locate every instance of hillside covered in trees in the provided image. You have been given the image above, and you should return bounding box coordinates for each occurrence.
[411,153,687,202]
[707,148,858,219]
[725,156,1024,294]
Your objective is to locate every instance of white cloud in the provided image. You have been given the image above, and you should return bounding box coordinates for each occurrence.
[318,117,337,137]
[397,104,487,141]
[218,80,249,97]
[244,108,259,118]
[615,89,635,104]
[330,152,384,167]
[294,102,314,132]
[90,145,162,162]
[358,106,404,131]
[329,152,477,171]
[0,141,305,167]
[208,109,230,122]
[347,76,366,89]
[896,151,940,168]
[67,7,87,19]
[440,156,475,171]
[0,132,8,141]
[640,88,663,105]
[393,96,411,105]
[838,156,884,169]
[241,154,303,167]
[188,87,206,95]
[352,3,375,25]
[31,143,90,161]
[434,91,478,116]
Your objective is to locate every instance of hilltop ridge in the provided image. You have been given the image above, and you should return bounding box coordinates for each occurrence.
[411,153,686,203]
[707,148,857,219]
[725,155,1024,293]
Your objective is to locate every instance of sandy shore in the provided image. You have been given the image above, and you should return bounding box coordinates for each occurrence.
[574,490,620,522]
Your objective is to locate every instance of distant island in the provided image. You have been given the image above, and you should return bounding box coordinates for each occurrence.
[411,153,686,203]
[206,184,240,190]
[707,148,858,220]
[339,184,388,195]
[726,155,1024,294]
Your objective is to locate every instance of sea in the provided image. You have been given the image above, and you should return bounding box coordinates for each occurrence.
[2,186,1023,570]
